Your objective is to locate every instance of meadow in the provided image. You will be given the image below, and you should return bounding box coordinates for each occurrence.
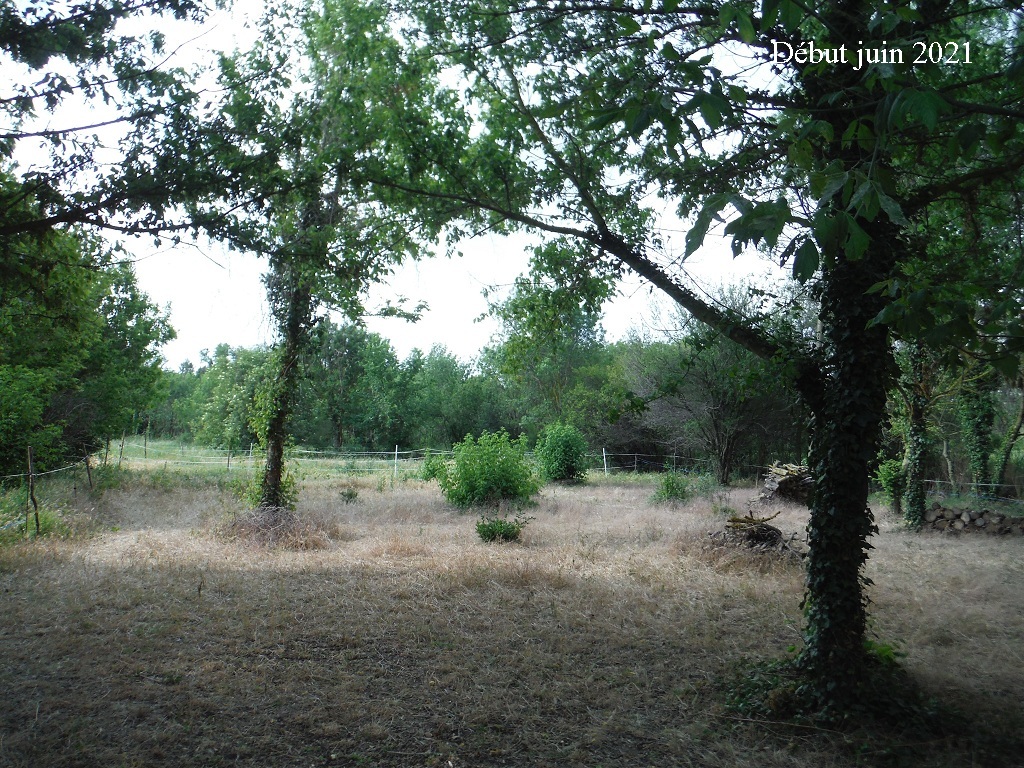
[1,457,1023,768]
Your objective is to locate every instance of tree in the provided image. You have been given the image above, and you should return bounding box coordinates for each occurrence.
[294,321,411,450]
[192,1,436,508]
[343,0,1024,713]
[485,242,615,434]
[0,203,173,473]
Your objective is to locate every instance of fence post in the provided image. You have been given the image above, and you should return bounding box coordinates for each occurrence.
[227,450,232,471]
[84,453,93,490]
[394,445,399,482]
[602,447,608,476]
[118,431,125,469]
[26,446,39,537]
[634,454,638,473]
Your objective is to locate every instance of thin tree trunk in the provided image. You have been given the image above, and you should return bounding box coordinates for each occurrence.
[903,343,929,527]
[994,377,1024,494]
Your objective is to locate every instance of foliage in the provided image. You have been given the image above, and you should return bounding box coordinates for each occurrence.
[0,213,174,475]
[485,244,615,432]
[535,422,589,484]
[875,459,907,517]
[361,0,1024,716]
[475,512,533,543]
[436,430,540,508]
[651,471,691,504]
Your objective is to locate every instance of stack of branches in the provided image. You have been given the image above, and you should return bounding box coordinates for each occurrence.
[708,510,807,560]
[758,462,814,505]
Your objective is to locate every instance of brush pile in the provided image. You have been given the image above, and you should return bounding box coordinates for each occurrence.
[707,510,807,560]
[758,462,814,505]
[923,503,1024,535]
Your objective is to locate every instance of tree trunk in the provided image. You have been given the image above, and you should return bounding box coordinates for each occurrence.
[903,343,929,528]
[993,377,1024,494]
[259,252,316,510]
[795,231,896,715]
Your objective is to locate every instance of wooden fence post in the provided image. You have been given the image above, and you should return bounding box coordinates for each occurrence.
[26,446,39,537]
[84,453,93,490]
[118,431,126,468]
[602,448,608,476]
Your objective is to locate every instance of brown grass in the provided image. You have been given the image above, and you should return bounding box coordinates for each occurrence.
[0,476,1022,767]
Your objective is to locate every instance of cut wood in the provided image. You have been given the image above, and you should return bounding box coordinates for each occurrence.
[759,462,814,505]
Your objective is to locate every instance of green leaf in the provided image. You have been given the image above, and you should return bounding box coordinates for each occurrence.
[685,193,730,257]
[876,190,908,226]
[845,217,870,260]
[736,11,757,43]
[793,240,819,283]
[618,16,642,36]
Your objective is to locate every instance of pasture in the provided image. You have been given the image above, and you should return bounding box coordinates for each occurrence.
[1,464,1023,767]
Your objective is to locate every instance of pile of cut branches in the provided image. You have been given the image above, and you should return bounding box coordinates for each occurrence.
[708,510,807,560]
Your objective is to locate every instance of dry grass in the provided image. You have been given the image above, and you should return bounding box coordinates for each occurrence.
[0,475,1022,768]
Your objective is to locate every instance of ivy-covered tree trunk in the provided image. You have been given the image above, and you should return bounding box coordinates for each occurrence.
[958,375,997,491]
[797,232,894,713]
[259,260,316,510]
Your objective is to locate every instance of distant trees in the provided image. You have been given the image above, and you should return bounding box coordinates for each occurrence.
[0,217,173,474]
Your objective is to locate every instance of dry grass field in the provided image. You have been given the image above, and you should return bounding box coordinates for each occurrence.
[1,471,1023,768]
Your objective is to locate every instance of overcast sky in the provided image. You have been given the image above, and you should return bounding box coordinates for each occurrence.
[131,229,774,370]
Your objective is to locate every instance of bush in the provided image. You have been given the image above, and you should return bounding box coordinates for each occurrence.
[535,422,589,484]
[876,458,906,513]
[421,450,448,481]
[437,430,540,508]
[476,512,533,543]
[652,471,693,504]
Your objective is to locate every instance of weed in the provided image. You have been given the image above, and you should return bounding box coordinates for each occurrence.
[476,512,533,543]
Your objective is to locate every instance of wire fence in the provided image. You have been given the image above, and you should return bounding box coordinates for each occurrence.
[6,438,1022,505]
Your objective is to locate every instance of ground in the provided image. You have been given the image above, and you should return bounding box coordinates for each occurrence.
[1,471,1023,767]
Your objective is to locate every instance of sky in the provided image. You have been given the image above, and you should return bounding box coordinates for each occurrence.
[131,230,775,370]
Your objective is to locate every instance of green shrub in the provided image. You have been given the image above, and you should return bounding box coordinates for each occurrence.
[876,458,906,513]
[535,422,589,484]
[421,451,449,481]
[438,430,540,508]
[476,512,533,542]
[651,471,692,503]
